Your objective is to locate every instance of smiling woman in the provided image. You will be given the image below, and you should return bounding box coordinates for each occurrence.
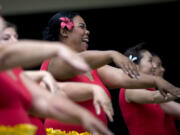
[43,12,90,52]
[40,11,180,135]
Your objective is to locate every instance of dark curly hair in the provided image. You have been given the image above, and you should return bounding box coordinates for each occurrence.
[124,42,148,64]
[43,11,79,41]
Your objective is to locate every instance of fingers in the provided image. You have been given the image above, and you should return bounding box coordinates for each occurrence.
[94,97,114,122]
[169,87,180,98]
[94,100,101,115]
[129,63,140,79]
[87,122,114,135]
[121,63,140,79]
[93,122,114,135]
[159,89,168,98]
[101,102,114,122]
[121,64,133,78]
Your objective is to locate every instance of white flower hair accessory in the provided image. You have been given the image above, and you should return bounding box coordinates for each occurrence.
[129,55,137,62]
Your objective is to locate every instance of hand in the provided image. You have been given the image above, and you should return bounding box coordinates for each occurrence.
[57,45,90,73]
[92,85,114,122]
[155,76,180,98]
[40,72,66,97]
[81,110,114,135]
[111,51,140,79]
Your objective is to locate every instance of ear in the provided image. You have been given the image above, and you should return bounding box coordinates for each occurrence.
[60,28,68,38]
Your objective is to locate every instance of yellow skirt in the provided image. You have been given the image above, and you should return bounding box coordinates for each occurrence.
[0,124,37,135]
[46,128,93,135]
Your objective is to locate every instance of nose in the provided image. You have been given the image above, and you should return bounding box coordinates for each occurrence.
[85,29,90,35]
[11,35,18,43]
[161,67,165,73]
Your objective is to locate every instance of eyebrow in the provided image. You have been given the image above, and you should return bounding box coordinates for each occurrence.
[79,23,85,25]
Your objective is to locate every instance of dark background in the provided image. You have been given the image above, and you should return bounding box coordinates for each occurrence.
[4,1,180,134]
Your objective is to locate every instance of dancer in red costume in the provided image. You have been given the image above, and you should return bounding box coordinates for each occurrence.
[41,11,180,133]
[0,16,114,135]
[119,45,179,135]
[1,21,114,135]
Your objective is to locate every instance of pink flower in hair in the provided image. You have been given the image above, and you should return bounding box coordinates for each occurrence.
[59,17,74,31]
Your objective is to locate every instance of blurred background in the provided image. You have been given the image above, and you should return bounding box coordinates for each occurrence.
[1,0,179,134]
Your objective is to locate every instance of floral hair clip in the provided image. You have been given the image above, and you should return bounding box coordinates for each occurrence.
[129,55,138,62]
[59,17,74,31]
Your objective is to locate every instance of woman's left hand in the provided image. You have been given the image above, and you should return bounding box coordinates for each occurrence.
[111,51,140,79]
[40,72,66,96]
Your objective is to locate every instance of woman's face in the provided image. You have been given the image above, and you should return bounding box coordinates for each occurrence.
[139,51,153,75]
[0,27,18,44]
[152,56,165,77]
[66,15,90,52]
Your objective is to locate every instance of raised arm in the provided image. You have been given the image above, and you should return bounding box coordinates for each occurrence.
[125,89,177,104]
[20,72,113,135]
[0,40,89,72]
[97,65,180,97]
[48,50,139,80]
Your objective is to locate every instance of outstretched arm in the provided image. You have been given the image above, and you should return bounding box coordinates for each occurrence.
[20,72,113,135]
[0,40,89,72]
[125,89,177,104]
[48,50,139,80]
[160,101,180,120]
[24,71,114,121]
[57,82,114,122]
[97,65,180,97]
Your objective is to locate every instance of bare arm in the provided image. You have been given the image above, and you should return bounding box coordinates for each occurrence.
[0,40,89,72]
[20,72,113,135]
[97,65,180,97]
[48,50,139,80]
[98,65,155,89]
[24,71,114,121]
[25,70,114,121]
[125,89,177,104]
[24,70,51,82]
[58,82,114,122]
[160,101,180,120]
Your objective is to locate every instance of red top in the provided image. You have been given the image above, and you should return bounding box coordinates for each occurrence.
[119,88,178,135]
[41,60,111,133]
[30,116,46,135]
[0,68,32,126]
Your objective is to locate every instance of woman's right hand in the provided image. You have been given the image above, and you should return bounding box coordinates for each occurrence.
[80,109,114,135]
[110,51,140,79]
[154,76,180,97]
[92,85,114,122]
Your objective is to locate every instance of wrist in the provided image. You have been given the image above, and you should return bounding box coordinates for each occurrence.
[91,84,99,98]
[108,50,117,61]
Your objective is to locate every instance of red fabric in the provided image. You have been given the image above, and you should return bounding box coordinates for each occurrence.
[0,68,32,126]
[30,116,46,135]
[119,88,178,135]
[40,59,50,71]
[40,60,111,133]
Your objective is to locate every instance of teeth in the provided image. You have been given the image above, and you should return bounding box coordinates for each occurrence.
[83,39,89,42]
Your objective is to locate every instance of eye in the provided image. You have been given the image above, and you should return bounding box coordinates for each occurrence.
[79,23,86,29]
[2,35,10,40]
[148,59,152,63]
